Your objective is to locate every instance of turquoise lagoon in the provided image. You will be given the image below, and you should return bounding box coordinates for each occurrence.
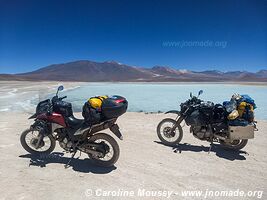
[61,83,267,120]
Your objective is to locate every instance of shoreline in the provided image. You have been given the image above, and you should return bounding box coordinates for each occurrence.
[1,80,267,86]
[0,81,266,120]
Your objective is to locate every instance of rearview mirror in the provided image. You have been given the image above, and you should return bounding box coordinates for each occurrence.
[190,92,193,98]
[58,85,64,91]
[198,90,203,96]
[56,85,64,96]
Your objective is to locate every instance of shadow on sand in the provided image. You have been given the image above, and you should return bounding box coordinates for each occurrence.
[19,152,116,174]
[154,141,248,161]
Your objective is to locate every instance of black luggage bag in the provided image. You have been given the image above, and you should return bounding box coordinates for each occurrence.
[102,95,128,119]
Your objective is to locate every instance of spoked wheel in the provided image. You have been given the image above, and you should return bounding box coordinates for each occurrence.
[220,139,248,150]
[88,133,120,167]
[20,128,56,155]
[157,118,183,146]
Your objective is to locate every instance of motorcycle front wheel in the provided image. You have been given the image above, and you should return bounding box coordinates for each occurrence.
[219,139,248,150]
[88,133,120,167]
[157,118,183,146]
[20,128,56,155]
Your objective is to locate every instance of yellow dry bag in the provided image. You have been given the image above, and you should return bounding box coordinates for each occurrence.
[88,95,108,109]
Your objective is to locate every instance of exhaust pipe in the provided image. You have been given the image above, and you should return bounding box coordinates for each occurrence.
[214,134,226,141]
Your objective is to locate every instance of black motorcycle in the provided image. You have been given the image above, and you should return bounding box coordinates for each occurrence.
[20,86,128,167]
[157,90,255,150]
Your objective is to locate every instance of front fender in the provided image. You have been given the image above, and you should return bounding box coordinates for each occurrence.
[165,110,180,115]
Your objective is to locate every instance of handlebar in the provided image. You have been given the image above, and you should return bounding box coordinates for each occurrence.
[59,96,67,100]
[191,104,199,108]
[52,95,67,104]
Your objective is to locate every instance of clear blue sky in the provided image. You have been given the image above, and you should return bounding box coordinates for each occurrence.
[0,0,266,73]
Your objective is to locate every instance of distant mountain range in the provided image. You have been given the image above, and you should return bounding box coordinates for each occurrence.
[0,60,267,82]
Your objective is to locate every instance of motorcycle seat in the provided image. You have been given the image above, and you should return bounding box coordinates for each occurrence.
[66,115,84,128]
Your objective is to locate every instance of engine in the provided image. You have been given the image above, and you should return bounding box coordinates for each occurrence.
[191,126,212,140]
[59,137,73,151]
[55,129,73,151]
[191,122,229,140]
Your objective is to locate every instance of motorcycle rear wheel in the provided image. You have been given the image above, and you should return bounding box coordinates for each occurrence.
[88,133,120,167]
[20,128,56,155]
[157,118,183,146]
[219,139,248,150]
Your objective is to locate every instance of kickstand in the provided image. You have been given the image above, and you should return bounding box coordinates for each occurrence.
[208,141,213,154]
[77,151,81,159]
[64,151,77,169]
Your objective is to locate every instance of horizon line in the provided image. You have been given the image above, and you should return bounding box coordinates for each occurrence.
[1,59,267,74]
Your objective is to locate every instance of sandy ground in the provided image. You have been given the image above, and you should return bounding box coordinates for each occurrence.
[0,111,266,200]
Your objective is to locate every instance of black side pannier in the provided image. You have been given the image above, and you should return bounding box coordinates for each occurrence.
[199,101,214,117]
[212,104,226,123]
[82,102,102,125]
[102,96,128,119]
[53,101,73,117]
[36,99,52,114]
[185,110,205,126]
[185,101,214,126]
